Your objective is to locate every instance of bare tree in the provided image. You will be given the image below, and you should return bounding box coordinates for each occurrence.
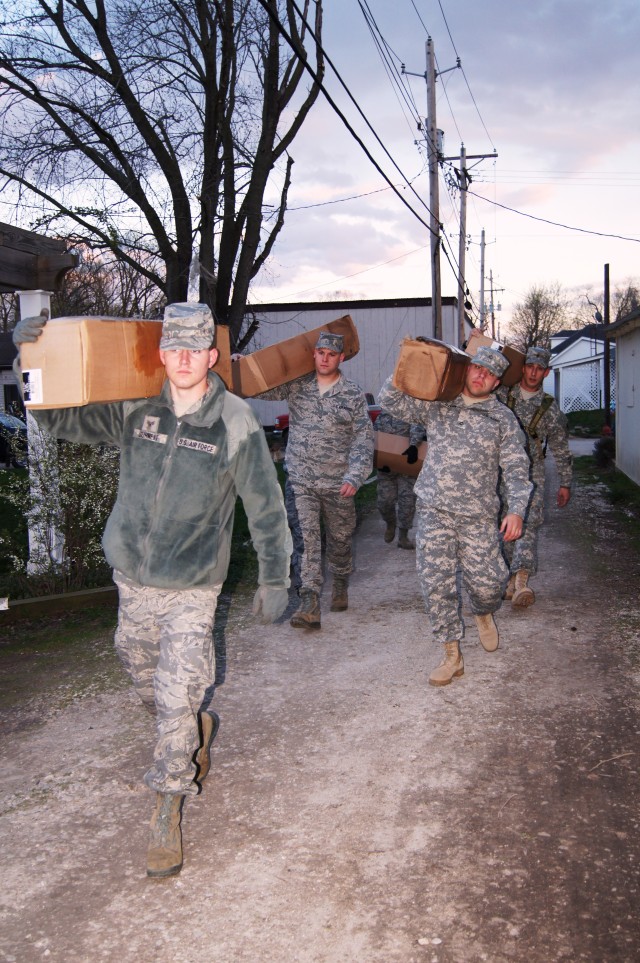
[576,278,640,327]
[0,0,324,345]
[51,247,166,319]
[506,283,569,353]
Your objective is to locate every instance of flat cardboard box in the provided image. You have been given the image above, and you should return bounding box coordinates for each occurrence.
[392,336,469,401]
[466,334,525,387]
[21,317,165,408]
[229,315,359,397]
[375,430,427,479]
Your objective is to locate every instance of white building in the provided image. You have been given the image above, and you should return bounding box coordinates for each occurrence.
[605,308,640,486]
[244,296,460,427]
[543,324,615,414]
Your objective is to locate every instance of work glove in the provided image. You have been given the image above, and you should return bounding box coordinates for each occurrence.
[402,444,419,465]
[12,311,49,346]
[252,585,289,624]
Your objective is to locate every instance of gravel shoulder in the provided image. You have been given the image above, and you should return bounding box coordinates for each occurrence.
[1,449,639,963]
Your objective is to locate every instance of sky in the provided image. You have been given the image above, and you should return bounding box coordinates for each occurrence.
[249,0,640,333]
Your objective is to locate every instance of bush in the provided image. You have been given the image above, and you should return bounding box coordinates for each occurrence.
[0,439,119,597]
[593,436,616,469]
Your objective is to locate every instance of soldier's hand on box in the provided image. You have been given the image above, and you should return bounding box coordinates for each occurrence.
[12,310,49,345]
[403,444,419,465]
[252,585,289,624]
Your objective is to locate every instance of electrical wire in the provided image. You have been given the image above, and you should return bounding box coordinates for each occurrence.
[467,189,640,243]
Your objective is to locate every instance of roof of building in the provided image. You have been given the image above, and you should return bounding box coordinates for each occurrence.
[604,306,640,339]
[551,323,607,356]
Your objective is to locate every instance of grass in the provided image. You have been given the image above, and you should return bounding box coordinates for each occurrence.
[573,454,640,550]
[0,605,125,722]
[566,408,614,437]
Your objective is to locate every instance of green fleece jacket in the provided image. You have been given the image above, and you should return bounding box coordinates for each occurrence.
[32,373,292,590]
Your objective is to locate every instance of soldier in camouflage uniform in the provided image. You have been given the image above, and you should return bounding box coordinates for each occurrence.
[375,409,426,549]
[13,303,291,879]
[496,344,572,607]
[258,332,374,628]
[379,346,532,687]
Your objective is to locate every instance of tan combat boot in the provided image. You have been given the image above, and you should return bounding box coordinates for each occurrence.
[428,641,464,687]
[397,529,415,550]
[503,574,516,600]
[147,792,184,879]
[475,613,499,652]
[290,590,321,629]
[512,569,535,608]
[193,710,220,787]
[330,576,349,612]
[384,521,396,543]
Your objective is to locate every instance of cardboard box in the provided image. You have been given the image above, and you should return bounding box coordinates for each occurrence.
[21,317,165,408]
[229,315,359,397]
[392,336,469,401]
[375,431,427,479]
[466,334,525,387]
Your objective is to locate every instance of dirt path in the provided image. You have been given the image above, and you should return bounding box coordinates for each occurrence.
[1,450,639,963]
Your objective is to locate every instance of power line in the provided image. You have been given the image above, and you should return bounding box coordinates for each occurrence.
[254,0,438,236]
[467,189,640,243]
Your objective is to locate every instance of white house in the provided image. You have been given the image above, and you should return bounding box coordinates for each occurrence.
[244,296,461,427]
[605,308,640,486]
[543,324,616,414]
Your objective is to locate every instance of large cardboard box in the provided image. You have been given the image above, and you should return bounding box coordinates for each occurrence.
[466,334,525,387]
[21,317,165,408]
[229,315,359,397]
[392,336,469,401]
[375,431,427,479]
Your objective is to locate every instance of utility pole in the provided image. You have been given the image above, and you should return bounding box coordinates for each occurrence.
[442,144,498,345]
[479,229,486,330]
[487,270,504,340]
[403,39,460,341]
[425,38,442,340]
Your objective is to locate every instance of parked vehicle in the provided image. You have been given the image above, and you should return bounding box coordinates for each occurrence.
[0,411,28,468]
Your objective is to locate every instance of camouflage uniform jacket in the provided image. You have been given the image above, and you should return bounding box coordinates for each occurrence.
[375,410,427,447]
[378,377,532,518]
[260,372,374,492]
[32,373,291,590]
[497,384,573,487]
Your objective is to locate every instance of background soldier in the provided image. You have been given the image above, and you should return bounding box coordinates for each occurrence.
[258,332,374,629]
[13,303,291,879]
[375,409,426,549]
[497,345,573,607]
[379,347,532,687]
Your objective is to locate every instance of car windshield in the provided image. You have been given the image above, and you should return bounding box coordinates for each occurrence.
[0,413,27,429]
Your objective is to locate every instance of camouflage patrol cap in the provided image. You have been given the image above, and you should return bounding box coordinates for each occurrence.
[472,345,511,379]
[525,345,551,368]
[315,331,344,353]
[160,302,215,350]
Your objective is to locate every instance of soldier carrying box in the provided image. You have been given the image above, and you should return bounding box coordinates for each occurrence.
[13,303,292,879]
[379,346,532,687]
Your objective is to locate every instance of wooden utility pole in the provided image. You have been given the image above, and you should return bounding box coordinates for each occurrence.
[479,229,486,330]
[425,38,442,340]
[442,144,498,345]
[403,40,460,341]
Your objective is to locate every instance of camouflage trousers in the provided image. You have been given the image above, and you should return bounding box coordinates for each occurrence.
[376,470,417,530]
[291,483,356,594]
[113,570,222,796]
[284,476,305,589]
[416,503,509,645]
[503,473,544,577]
